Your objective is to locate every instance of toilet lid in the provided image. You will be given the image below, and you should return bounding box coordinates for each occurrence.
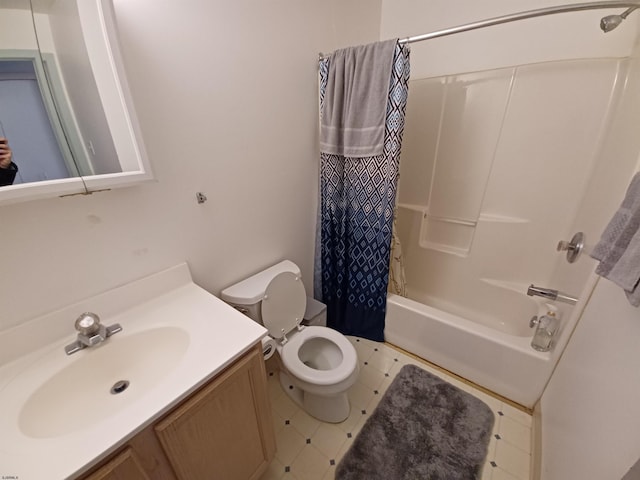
[261,271,306,339]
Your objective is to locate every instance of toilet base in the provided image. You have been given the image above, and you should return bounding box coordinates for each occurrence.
[279,371,351,423]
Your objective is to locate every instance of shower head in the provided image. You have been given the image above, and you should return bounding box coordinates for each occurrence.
[600,6,640,33]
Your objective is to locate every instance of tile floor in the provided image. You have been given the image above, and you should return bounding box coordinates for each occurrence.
[260,336,532,480]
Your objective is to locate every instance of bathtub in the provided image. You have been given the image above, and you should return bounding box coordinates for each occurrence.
[384,293,554,408]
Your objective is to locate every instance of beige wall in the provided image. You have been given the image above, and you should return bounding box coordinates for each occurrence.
[0,0,382,331]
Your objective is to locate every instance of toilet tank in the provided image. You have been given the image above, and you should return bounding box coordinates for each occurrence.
[220,260,301,324]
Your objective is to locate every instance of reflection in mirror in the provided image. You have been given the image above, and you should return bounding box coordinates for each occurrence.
[0,0,152,204]
[32,0,122,177]
[0,0,81,185]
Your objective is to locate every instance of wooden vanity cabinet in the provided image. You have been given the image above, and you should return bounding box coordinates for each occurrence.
[81,344,275,480]
[83,448,150,480]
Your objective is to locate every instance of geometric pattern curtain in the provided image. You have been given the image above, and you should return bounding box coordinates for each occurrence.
[316,43,410,342]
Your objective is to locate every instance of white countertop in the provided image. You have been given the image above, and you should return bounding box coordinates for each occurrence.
[0,263,267,480]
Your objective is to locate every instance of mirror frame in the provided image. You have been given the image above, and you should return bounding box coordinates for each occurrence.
[0,0,152,206]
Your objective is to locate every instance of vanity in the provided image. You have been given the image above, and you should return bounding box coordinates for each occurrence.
[0,264,276,479]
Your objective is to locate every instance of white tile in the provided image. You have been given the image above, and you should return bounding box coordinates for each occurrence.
[350,338,376,362]
[365,349,397,374]
[268,373,284,400]
[350,411,369,437]
[481,460,494,480]
[491,414,502,437]
[366,389,384,412]
[335,404,364,435]
[499,403,532,429]
[347,381,375,409]
[494,440,531,480]
[335,435,355,463]
[485,433,498,463]
[498,415,531,453]
[473,389,504,414]
[261,457,285,480]
[272,391,299,420]
[322,464,336,480]
[271,408,287,435]
[290,445,330,480]
[311,423,348,460]
[291,409,321,439]
[281,472,301,480]
[357,364,385,390]
[275,426,306,465]
[491,467,522,480]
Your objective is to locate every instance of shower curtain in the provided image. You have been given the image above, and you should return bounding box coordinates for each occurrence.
[316,43,410,342]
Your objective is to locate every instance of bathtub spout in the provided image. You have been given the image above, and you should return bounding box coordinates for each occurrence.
[527,284,578,305]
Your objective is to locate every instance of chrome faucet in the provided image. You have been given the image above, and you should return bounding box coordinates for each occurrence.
[527,284,578,305]
[64,312,122,355]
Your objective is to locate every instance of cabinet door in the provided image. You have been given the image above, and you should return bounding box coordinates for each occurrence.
[155,345,276,480]
[83,448,150,480]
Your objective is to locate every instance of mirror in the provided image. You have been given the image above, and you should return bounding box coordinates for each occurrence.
[0,0,151,205]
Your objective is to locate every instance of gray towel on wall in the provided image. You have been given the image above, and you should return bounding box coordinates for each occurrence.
[320,39,397,158]
[591,172,640,306]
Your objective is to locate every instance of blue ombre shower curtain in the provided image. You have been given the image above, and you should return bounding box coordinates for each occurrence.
[315,43,410,342]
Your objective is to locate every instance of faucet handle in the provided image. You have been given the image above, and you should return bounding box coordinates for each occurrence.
[74,312,101,336]
[556,232,585,263]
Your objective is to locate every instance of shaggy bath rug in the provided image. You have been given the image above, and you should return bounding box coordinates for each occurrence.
[336,364,495,480]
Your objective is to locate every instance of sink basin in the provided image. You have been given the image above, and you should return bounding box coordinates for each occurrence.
[0,263,268,480]
[18,326,190,438]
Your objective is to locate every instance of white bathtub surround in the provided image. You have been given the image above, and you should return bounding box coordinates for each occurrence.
[394,57,623,336]
[260,336,532,480]
[0,264,266,479]
[382,54,640,408]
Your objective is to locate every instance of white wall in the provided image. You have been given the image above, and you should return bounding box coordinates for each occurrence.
[538,54,640,478]
[0,8,38,50]
[0,0,382,332]
[540,277,640,479]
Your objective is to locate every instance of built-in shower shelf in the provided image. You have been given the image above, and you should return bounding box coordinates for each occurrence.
[480,278,531,294]
[478,213,529,223]
[397,203,427,214]
[418,240,470,257]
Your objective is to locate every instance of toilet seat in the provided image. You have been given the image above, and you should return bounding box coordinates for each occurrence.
[261,271,306,340]
[260,271,357,388]
[280,326,358,386]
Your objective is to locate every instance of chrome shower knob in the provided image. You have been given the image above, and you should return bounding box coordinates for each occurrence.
[74,312,101,336]
[557,231,585,263]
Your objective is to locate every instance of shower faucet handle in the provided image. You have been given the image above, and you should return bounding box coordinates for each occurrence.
[556,231,585,263]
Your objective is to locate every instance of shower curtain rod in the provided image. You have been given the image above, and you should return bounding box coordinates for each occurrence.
[319,1,640,58]
[398,1,640,44]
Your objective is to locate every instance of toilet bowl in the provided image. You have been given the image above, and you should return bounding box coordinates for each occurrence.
[221,260,359,423]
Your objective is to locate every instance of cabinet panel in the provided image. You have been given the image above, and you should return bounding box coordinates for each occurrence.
[83,448,149,480]
[156,345,275,480]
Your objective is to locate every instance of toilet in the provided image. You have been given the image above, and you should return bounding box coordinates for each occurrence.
[221,260,359,423]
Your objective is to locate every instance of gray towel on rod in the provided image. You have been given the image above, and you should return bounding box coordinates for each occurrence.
[319,39,397,158]
[591,172,640,306]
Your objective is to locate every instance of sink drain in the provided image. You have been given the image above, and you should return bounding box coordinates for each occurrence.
[110,380,130,395]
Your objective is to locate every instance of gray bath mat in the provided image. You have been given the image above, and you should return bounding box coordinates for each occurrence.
[336,364,494,480]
